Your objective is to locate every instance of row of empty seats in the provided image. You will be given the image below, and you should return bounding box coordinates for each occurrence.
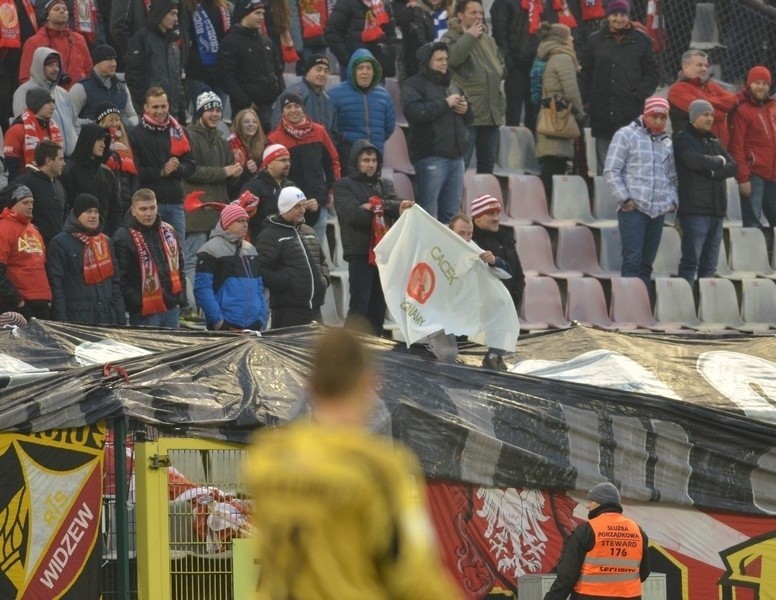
[521,276,776,334]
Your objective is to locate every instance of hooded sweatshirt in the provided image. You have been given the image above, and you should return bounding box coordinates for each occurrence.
[13,47,79,156]
[62,124,123,235]
[327,49,396,152]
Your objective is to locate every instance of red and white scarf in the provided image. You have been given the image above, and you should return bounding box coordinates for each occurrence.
[361,0,389,43]
[72,0,99,43]
[281,115,314,140]
[522,0,578,33]
[72,232,115,284]
[299,0,328,40]
[368,195,387,265]
[21,108,63,166]
[0,0,38,48]
[141,113,191,157]
[106,128,138,175]
[128,223,182,316]
[553,0,577,29]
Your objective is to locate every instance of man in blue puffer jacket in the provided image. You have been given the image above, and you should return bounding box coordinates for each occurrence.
[327,49,396,167]
[194,204,268,331]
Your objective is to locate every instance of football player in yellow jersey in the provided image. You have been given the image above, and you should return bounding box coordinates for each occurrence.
[243,326,465,600]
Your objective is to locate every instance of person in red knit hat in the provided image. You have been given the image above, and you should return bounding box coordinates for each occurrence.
[668,49,737,148]
[728,65,776,229]
[0,184,52,320]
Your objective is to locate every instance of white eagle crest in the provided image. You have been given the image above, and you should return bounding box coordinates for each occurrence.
[475,488,550,578]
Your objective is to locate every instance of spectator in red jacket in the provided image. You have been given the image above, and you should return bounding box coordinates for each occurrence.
[668,49,737,148]
[728,65,776,229]
[267,91,341,243]
[0,184,52,320]
[18,0,92,90]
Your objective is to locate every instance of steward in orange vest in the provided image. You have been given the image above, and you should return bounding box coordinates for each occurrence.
[544,482,650,600]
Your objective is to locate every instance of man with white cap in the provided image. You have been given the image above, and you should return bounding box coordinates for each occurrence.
[256,186,330,328]
[241,143,294,242]
[183,90,244,314]
[0,184,52,319]
[604,96,678,292]
[544,482,650,600]
[674,99,736,287]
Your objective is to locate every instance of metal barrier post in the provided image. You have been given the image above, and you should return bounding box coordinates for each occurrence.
[113,417,130,599]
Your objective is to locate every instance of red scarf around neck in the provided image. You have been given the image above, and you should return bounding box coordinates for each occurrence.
[299,0,328,40]
[128,223,182,316]
[281,115,314,140]
[21,109,63,167]
[142,113,191,157]
[580,0,604,21]
[361,0,389,43]
[72,231,115,284]
[0,0,38,48]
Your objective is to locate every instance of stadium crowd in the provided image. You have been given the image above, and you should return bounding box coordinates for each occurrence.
[0,0,774,344]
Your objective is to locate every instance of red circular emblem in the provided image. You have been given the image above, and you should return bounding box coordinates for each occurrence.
[407,263,435,304]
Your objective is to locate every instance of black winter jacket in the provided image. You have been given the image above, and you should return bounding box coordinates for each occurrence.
[333,140,401,261]
[579,24,659,139]
[217,25,284,116]
[15,166,67,245]
[124,0,185,116]
[402,49,473,162]
[62,124,123,236]
[471,224,525,308]
[255,215,330,310]
[544,504,650,600]
[324,0,398,77]
[393,1,435,78]
[129,119,196,206]
[674,125,737,218]
[241,170,295,243]
[489,0,539,70]
[47,213,126,324]
[113,212,187,314]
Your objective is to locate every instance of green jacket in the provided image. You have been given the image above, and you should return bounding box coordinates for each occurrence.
[442,19,505,127]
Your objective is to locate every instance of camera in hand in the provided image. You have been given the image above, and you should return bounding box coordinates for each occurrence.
[542,94,568,110]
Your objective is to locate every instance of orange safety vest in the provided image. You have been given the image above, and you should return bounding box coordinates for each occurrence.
[574,512,644,597]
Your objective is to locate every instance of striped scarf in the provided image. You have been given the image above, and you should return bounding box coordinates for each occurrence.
[21,109,63,166]
[71,232,115,284]
[128,223,182,316]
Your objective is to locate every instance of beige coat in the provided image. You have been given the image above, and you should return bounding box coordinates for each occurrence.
[442,19,505,127]
[535,39,584,159]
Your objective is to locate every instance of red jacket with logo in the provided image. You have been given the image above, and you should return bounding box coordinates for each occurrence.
[728,89,776,183]
[0,208,52,305]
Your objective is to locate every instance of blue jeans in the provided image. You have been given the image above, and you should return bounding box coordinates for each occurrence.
[129,306,180,329]
[678,215,723,285]
[312,207,328,247]
[184,232,208,310]
[618,208,665,290]
[157,204,186,241]
[413,156,465,225]
[743,174,776,228]
[464,125,499,174]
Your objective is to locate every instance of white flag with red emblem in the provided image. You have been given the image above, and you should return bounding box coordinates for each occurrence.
[374,205,519,351]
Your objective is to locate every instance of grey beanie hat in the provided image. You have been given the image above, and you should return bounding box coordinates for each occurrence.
[689,99,714,124]
[587,482,621,505]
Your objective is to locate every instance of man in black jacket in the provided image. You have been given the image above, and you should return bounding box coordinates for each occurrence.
[241,144,294,242]
[62,124,123,236]
[128,87,195,243]
[113,188,186,327]
[256,186,330,328]
[674,99,737,287]
[402,41,472,225]
[14,140,67,245]
[333,140,412,335]
[471,194,524,371]
[579,0,658,173]
[544,482,650,600]
[124,0,185,118]
[218,0,284,133]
